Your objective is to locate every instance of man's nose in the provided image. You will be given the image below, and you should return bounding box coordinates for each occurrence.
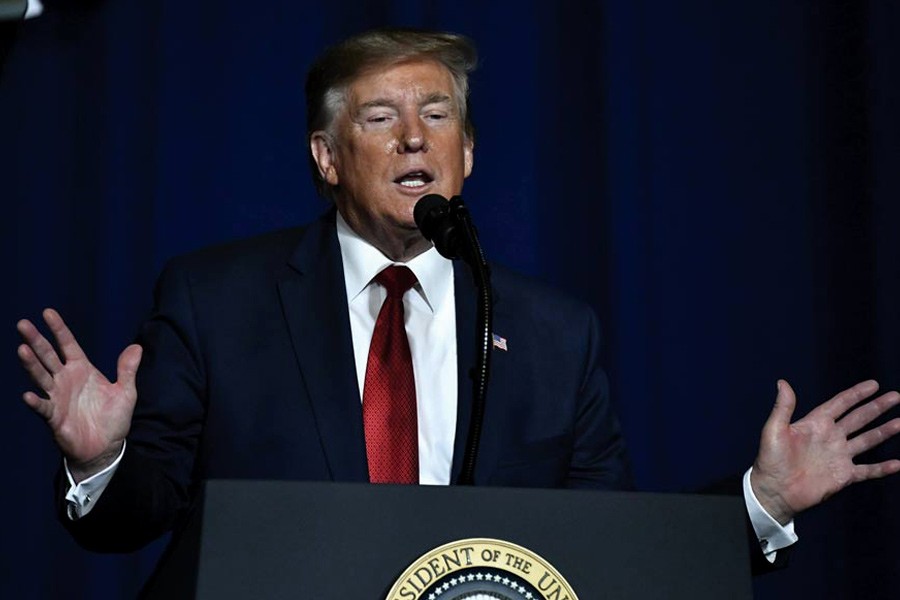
[398,115,426,153]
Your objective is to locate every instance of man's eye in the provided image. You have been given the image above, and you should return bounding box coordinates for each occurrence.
[425,113,447,121]
[368,116,391,123]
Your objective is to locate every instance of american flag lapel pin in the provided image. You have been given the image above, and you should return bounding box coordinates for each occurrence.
[492,333,508,351]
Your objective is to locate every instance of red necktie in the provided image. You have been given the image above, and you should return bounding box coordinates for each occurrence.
[363,266,419,484]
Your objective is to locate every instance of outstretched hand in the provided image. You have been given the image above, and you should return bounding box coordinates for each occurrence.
[751,379,900,525]
[17,308,142,482]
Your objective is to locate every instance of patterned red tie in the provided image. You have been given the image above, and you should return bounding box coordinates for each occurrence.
[363,265,419,484]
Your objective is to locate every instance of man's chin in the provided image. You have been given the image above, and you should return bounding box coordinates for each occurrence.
[394,203,420,230]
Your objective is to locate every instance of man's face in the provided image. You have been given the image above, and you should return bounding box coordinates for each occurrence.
[311,59,474,258]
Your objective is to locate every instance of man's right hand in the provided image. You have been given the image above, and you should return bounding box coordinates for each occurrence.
[17,308,141,483]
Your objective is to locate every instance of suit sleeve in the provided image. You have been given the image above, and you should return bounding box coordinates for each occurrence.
[568,308,786,575]
[59,260,207,552]
[564,307,634,491]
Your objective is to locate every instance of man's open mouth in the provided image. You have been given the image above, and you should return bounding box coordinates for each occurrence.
[393,171,434,189]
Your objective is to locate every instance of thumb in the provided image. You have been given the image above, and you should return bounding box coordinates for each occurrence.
[764,379,797,431]
[116,344,143,396]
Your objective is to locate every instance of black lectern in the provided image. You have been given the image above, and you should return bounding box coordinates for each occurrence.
[143,481,752,599]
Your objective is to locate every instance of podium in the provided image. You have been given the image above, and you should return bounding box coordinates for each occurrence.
[144,480,753,599]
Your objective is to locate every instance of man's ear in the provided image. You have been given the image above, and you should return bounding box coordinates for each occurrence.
[463,137,474,178]
[310,132,339,185]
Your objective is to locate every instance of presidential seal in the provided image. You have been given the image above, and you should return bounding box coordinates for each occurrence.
[385,538,578,600]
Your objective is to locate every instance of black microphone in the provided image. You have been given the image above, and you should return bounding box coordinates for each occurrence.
[414,193,492,486]
[414,194,468,260]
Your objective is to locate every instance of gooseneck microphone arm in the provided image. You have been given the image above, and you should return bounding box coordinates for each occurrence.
[414,194,492,486]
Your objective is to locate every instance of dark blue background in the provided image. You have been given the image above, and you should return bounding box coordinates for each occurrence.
[2,1,898,597]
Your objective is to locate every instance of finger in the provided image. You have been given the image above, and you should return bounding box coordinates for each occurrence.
[116,344,143,397]
[852,459,900,483]
[43,308,87,363]
[22,391,53,421]
[16,318,64,374]
[838,391,900,436]
[848,418,900,455]
[810,379,880,420]
[17,343,55,392]
[763,379,797,430]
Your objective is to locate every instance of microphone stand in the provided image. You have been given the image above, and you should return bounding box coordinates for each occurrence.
[448,197,492,486]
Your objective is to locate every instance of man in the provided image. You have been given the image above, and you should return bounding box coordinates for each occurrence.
[16,28,900,576]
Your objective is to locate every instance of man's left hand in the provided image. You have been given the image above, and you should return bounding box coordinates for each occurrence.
[751,379,900,525]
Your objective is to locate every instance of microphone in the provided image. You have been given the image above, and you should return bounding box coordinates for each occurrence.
[414,193,492,486]
[414,194,467,260]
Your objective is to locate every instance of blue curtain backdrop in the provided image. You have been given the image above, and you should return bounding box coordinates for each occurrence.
[2,1,898,597]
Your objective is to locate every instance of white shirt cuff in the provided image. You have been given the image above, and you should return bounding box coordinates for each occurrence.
[64,441,126,520]
[743,466,798,562]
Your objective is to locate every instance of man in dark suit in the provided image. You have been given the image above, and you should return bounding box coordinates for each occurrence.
[16,28,900,573]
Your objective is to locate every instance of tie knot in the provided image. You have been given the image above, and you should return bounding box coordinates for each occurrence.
[375,265,417,298]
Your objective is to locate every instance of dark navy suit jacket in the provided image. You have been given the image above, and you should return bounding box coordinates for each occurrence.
[62,210,631,552]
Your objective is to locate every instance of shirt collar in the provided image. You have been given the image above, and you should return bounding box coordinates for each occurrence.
[336,211,452,314]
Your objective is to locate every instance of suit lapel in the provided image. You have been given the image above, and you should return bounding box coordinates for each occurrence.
[277,219,503,485]
[450,262,475,483]
[450,263,503,484]
[277,211,369,482]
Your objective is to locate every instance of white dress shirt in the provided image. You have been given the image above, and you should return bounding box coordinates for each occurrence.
[336,212,458,485]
